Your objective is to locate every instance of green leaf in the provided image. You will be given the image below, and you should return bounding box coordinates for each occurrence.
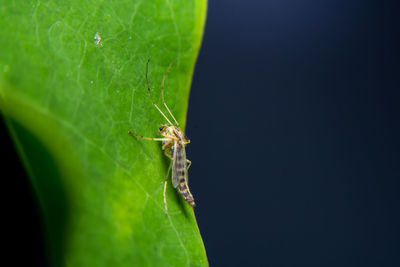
[0,0,207,266]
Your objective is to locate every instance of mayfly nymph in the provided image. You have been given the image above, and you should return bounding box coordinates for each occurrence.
[129,59,195,214]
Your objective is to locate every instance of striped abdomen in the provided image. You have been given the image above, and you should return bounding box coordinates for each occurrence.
[172,144,196,207]
[177,179,196,207]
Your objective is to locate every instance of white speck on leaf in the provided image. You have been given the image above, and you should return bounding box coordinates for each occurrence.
[94,32,103,47]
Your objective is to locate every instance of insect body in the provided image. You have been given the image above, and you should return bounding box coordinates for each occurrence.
[129,59,195,214]
[172,142,195,207]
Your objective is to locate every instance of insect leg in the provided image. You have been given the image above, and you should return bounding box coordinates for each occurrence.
[145,59,174,125]
[186,159,192,170]
[128,131,168,141]
[163,163,172,215]
[161,59,180,127]
[164,150,173,159]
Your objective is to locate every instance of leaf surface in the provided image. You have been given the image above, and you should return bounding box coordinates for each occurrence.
[0,1,207,266]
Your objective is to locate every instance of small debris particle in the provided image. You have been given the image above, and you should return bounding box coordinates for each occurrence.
[94,32,103,47]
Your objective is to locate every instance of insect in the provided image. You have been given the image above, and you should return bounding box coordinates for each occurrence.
[129,59,195,215]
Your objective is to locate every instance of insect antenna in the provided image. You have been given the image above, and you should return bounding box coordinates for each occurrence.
[145,59,174,125]
[161,58,180,127]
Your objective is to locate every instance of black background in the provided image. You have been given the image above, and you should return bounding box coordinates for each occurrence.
[2,0,400,266]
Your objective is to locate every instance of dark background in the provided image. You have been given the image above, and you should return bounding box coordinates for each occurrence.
[2,0,400,266]
[187,0,400,266]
